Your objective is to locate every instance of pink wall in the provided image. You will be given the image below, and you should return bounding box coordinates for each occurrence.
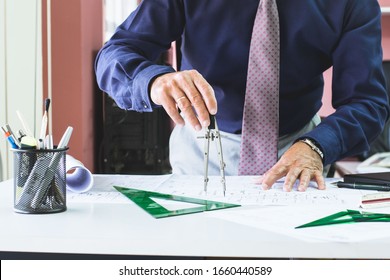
[320,1,390,116]
[379,0,390,60]
[379,0,390,7]
[42,0,103,172]
[382,17,390,61]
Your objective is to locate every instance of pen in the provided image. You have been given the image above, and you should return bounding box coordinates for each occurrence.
[16,110,33,137]
[337,181,390,192]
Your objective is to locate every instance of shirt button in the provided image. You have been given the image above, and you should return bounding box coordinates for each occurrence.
[141,101,148,109]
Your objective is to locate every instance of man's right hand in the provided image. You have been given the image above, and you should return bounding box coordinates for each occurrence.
[150,70,217,131]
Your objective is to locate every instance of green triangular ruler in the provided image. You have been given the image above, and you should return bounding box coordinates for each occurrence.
[296,209,390,229]
[114,186,240,219]
[296,210,355,228]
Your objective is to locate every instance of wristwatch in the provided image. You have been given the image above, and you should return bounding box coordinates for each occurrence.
[299,138,324,161]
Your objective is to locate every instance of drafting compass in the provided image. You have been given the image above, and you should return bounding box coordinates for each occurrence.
[199,114,226,196]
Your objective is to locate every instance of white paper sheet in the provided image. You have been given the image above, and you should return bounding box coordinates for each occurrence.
[67,174,373,207]
[208,205,390,243]
[152,175,371,208]
[66,174,390,242]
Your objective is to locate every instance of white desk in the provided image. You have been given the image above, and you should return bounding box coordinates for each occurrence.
[1,174,390,259]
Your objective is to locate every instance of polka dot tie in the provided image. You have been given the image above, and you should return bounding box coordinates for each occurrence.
[238,0,279,175]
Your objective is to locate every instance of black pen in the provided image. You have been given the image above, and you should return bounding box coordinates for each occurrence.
[337,182,390,192]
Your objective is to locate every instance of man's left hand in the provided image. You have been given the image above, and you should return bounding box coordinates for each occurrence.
[257,141,326,191]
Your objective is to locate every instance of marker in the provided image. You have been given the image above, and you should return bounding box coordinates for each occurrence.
[17,129,26,143]
[1,126,19,149]
[38,99,51,149]
[5,124,20,147]
[337,181,390,192]
[45,134,53,149]
[57,126,73,149]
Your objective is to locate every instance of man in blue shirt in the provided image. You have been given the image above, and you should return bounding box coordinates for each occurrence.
[95,0,389,191]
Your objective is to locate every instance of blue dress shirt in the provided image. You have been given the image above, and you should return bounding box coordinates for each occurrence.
[95,0,389,165]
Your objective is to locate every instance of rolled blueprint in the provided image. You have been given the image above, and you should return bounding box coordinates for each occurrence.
[66,155,93,193]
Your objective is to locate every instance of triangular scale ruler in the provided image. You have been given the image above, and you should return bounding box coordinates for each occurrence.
[296,209,390,229]
[114,186,240,218]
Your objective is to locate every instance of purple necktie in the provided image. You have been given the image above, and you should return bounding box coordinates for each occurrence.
[238,0,280,175]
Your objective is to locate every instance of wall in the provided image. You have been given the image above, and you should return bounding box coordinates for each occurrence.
[0,0,43,180]
[320,1,390,117]
[0,0,102,181]
[381,0,390,60]
[41,0,103,174]
[0,0,5,181]
[104,0,138,41]
[0,0,4,182]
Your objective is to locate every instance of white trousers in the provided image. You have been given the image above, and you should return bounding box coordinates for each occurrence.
[169,114,323,176]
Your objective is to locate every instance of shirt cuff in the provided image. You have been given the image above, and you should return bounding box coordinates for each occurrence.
[131,64,175,112]
[298,124,342,165]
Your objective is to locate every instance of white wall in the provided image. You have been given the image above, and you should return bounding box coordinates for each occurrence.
[104,0,138,41]
[0,0,43,181]
[0,0,6,181]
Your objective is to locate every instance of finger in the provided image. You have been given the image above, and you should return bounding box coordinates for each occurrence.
[175,96,202,131]
[253,175,264,185]
[182,71,214,127]
[313,170,326,190]
[152,83,186,126]
[168,85,199,126]
[192,71,217,115]
[163,96,185,126]
[283,167,301,192]
[187,92,210,128]
[150,74,186,125]
[261,164,287,190]
[297,169,311,192]
[170,72,209,130]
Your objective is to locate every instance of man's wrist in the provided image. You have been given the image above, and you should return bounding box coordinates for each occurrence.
[299,138,324,161]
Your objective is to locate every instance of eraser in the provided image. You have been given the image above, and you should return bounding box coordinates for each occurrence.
[20,136,37,149]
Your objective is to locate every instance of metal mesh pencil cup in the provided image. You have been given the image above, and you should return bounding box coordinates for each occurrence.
[13,147,68,214]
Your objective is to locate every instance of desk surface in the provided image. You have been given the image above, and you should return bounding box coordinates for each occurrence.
[1,175,390,259]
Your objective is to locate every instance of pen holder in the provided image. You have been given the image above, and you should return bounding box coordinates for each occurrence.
[12,147,68,214]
